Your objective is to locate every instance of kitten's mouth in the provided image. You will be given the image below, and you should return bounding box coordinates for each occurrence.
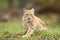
[27,20,32,22]
[27,18,32,21]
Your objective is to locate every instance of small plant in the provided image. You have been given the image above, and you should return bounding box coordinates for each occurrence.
[3,30,10,35]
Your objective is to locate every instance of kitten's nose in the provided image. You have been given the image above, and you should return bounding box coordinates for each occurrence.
[28,18,30,19]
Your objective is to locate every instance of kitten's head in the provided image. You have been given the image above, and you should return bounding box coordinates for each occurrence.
[23,8,35,21]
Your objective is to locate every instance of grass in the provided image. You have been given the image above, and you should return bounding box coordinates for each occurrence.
[0,21,25,34]
[0,17,60,40]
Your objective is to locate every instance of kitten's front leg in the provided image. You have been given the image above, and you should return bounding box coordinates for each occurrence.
[22,26,36,38]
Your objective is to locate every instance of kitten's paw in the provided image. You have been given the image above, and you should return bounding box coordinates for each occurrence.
[22,35,27,38]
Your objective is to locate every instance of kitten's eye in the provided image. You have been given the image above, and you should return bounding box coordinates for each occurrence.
[30,14,32,16]
[24,14,28,17]
[26,14,28,16]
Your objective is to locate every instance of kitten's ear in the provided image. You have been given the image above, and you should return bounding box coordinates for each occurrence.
[23,8,28,12]
[31,8,34,12]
